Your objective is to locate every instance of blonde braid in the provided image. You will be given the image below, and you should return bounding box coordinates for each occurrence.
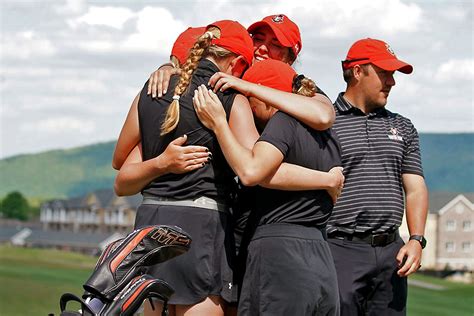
[160,28,220,135]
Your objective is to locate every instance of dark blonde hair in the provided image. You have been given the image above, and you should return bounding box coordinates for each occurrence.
[292,74,317,97]
[160,27,237,135]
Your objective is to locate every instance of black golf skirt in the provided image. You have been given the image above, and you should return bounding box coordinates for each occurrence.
[134,204,236,305]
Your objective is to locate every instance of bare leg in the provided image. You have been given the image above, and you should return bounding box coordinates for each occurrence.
[175,296,225,316]
[144,299,176,316]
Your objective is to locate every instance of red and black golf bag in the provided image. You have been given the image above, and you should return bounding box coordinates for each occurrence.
[58,225,191,316]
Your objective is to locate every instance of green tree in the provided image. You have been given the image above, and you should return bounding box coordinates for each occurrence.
[0,191,30,220]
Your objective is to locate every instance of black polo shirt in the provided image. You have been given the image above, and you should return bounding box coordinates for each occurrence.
[328,92,424,235]
[254,111,342,227]
[138,59,238,200]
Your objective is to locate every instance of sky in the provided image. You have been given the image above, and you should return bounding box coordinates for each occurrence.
[1,0,473,159]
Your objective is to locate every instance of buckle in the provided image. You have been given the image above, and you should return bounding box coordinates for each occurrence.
[330,231,397,246]
[371,234,388,246]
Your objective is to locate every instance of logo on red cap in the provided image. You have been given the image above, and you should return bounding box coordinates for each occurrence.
[272,15,284,23]
[342,38,413,74]
[247,14,302,57]
[385,43,395,56]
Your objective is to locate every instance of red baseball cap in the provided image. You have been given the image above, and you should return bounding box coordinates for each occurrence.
[247,14,302,57]
[171,26,206,65]
[243,59,296,92]
[207,20,254,67]
[342,38,413,74]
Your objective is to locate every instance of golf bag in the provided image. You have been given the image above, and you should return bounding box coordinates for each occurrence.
[58,225,192,316]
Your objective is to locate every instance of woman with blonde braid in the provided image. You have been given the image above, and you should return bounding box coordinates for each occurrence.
[114,20,255,316]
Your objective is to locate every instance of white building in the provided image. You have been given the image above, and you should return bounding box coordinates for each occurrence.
[400,193,474,271]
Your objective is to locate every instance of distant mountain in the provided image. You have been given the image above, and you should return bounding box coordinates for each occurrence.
[419,133,473,192]
[0,134,473,199]
[0,141,117,199]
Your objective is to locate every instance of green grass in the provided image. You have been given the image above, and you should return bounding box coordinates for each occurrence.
[0,246,473,315]
[0,245,96,316]
[408,274,474,316]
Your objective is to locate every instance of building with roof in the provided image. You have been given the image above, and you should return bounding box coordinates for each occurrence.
[29,228,122,255]
[7,189,474,268]
[0,225,123,255]
[400,192,474,271]
[40,189,141,234]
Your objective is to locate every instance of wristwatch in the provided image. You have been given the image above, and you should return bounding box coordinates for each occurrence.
[409,235,427,249]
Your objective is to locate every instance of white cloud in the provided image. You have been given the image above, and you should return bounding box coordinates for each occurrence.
[438,6,469,21]
[429,40,444,53]
[2,69,106,94]
[19,96,83,111]
[120,7,185,53]
[269,0,422,38]
[434,59,474,82]
[54,0,86,15]
[393,75,421,97]
[0,1,472,158]
[1,32,57,59]
[68,6,184,54]
[0,102,21,119]
[69,6,135,29]
[0,66,52,77]
[48,78,108,94]
[77,40,116,53]
[377,0,422,33]
[21,117,95,134]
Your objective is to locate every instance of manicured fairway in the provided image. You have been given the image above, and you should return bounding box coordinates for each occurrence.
[407,273,474,316]
[0,246,472,315]
[0,246,96,315]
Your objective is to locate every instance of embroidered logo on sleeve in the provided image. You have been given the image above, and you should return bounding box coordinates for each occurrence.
[388,127,403,141]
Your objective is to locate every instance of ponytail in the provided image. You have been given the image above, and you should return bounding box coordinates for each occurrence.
[160,28,221,135]
[292,74,317,97]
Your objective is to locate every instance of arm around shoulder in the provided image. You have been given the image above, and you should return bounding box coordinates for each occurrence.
[246,84,335,130]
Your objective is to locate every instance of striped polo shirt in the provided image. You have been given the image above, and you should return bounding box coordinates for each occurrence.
[327,93,424,234]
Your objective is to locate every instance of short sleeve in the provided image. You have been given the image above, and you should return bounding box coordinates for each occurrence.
[258,111,297,158]
[402,120,424,177]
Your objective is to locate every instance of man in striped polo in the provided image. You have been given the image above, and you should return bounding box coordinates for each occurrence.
[327,38,429,316]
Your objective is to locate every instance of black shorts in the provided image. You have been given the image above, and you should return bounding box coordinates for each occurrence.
[134,204,236,305]
[238,223,339,316]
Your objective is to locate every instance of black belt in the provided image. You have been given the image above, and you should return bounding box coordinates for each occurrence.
[328,230,398,247]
